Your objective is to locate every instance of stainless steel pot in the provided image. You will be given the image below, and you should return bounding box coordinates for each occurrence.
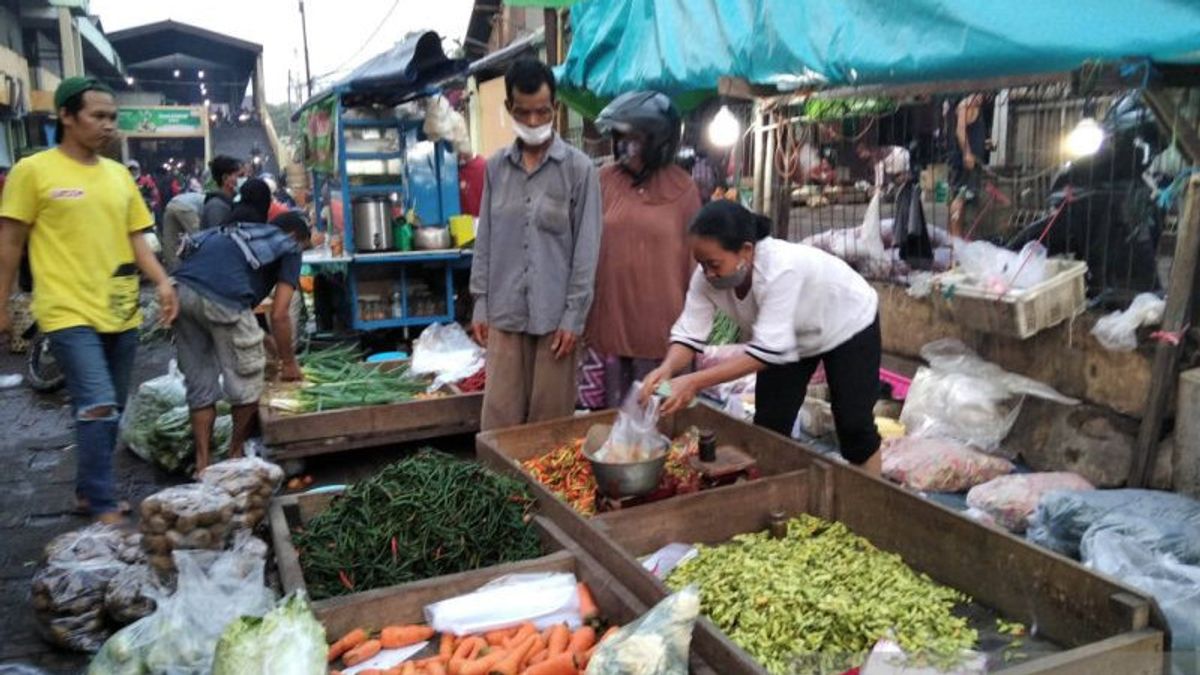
[352,196,393,252]
[412,225,452,251]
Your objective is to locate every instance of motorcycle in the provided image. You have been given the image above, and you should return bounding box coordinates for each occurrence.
[24,322,65,393]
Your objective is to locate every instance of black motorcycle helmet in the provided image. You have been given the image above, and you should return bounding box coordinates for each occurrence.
[596,91,681,183]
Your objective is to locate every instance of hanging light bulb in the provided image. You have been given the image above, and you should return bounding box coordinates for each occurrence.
[173,69,181,78]
[124,76,134,86]
[1064,117,1104,158]
[198,70,205,79]
[708,105,740,148]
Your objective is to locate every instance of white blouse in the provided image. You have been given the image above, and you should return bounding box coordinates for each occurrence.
[670,237,878,364]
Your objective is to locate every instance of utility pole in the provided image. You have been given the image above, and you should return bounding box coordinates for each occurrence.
[299,0,313,98]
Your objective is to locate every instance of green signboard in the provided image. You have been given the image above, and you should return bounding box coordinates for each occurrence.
[118,107,204,135]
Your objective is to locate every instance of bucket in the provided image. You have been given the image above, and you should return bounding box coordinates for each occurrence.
[449,215,475,247]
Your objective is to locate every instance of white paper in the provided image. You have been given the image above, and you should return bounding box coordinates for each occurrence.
[861,639,986,675]
[341,642,428,675]
[424,573,581,635]
[640,543,698,579]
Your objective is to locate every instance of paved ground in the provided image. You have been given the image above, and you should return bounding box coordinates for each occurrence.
[0,340,473,673]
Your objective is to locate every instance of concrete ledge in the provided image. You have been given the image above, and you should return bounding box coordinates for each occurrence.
[875,282,1152,418]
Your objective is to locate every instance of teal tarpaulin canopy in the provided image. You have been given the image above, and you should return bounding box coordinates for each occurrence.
[558,0,1200,99]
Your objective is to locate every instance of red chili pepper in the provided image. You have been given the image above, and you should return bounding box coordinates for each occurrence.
[339,569,355,590]
[391,536,398,564]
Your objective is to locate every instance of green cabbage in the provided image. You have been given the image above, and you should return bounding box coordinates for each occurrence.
[212,591,325,675]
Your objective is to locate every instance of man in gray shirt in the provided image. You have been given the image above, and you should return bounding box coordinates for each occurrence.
[200,154,244,229]
[470,59,602,430]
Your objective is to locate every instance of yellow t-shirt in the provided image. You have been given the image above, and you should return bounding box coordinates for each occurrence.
[1,148,153,332]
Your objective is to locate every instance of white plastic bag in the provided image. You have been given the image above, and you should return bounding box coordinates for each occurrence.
[88,533,275,675]
[595,390,670,463]
[900,339,1078,455]
[954,240,1048,292]
[965,472,1094,533]
[409,322,486,390]
[1091,292,1165,352]
[586,586,701,675]
[424,573,582,635]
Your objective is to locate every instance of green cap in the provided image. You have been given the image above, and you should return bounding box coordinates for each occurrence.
[54,76,114,110]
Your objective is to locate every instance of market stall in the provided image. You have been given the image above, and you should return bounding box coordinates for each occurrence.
[296,31,471,335]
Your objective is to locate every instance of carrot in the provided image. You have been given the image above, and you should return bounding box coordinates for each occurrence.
[504,622,536,648]
[400,662,417,675]
[546,623,570,656]
[343,639,383,667]
[576,582,599,621]
[488,634,538,675]
[458,647,506,675]
[598,626,619,643]
[424,662,448,675]
[566,626,595,655]
[448,637,486,675]
[328,627,368,663]
[439,633,456,661]
[484,628,514,647]
[357,669,384,675]
[381,625,436,649]
[520,636,547,670]
[526,649,549,666]
[522,652,578,675]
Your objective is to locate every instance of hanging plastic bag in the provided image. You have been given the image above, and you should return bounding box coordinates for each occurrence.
[424,573,582,635]
[965,472,1094,533]
[586,586,700,675]
[881,436,1014,493]
[88,533,275,675]
[1091,292,1166,352]
[1080,514,1200,652]
[594,389,670,463]
[1026,488,1200,559]
[893,183,934,270]
[409,322,486,390]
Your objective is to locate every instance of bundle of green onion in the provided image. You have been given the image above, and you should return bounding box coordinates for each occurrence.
[271,346,429,414]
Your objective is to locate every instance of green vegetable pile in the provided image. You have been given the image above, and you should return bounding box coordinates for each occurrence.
[707,310,741,345]
[271,345,429,413]
[293,450,543,599]
[120,368,231,474]
[667,515,977,674]
[213,591,326,675]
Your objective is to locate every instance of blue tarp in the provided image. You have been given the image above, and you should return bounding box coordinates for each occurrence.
[558,0,1200,97]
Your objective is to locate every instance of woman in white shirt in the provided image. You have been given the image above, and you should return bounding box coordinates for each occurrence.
[641,200,883,474]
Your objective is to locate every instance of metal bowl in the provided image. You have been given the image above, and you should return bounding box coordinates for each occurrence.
[413,225,453,250]
[585,450,667,499]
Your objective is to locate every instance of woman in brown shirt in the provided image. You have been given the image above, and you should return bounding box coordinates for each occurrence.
[584,91,702,408]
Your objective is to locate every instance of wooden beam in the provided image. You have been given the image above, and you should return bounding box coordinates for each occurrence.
[1142,86,1200,165]
[1129,176,1200,486]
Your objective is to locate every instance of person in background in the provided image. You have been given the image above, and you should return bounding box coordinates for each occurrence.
[127,159,161,217]
[948,93,990,238]
[457,145,487,217]
[0,77,178,522]
[585,91,701,407]
[469,58,602,430]
[856,141,911,194]
[200,154,244,229]
[641,200,883,475]
[171,179,309,475]
[160,189,205,269]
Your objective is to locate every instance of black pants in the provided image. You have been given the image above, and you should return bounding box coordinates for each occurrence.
[754,316,882,464]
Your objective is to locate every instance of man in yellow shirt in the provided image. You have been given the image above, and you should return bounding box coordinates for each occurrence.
[0,77,178,523]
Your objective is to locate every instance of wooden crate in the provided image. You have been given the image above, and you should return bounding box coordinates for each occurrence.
[482,411,1166,674]
[931,259,1087,339]
[259,361,482,460]
[270,492,723,672]
[475,406,814,519]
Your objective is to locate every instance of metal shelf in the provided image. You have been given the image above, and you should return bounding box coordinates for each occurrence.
[351,249,471,264]
[353,313,454,330]
[345,151,405,161]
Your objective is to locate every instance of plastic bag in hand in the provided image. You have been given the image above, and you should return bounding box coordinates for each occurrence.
[595,389,669,463]
[1091,292,1165,352]
[1026,488,1200,560]
[409,322,486,390]
[881,436,1014,492]
[1081,514,1200,651]
[965,472,1094,532]
[587,586,701,675]
[88,532,275,675]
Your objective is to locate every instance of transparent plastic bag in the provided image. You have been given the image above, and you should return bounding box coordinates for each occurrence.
[139,484,236,577]
[954,240,1048,292]
[594,390,670,463]
[1026,488,1200,559]
[881,436,1014,492]
[900,339,1078,455]
[104,563,166,625]
[1081,514,1200,651]
[120,361,187,462]
[586,585,700,675]
[199,457,285,531]
[1091,292,1165,352]
[424,572,582,635]
[409,322,486,390]
[89,533,275,675]
[965,472,1094,533]
[31,524,128,652]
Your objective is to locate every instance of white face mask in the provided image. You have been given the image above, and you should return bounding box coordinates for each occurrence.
[512,119,553,146]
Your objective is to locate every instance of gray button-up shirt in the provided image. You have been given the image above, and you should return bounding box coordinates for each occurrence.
[470,135,602,336]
